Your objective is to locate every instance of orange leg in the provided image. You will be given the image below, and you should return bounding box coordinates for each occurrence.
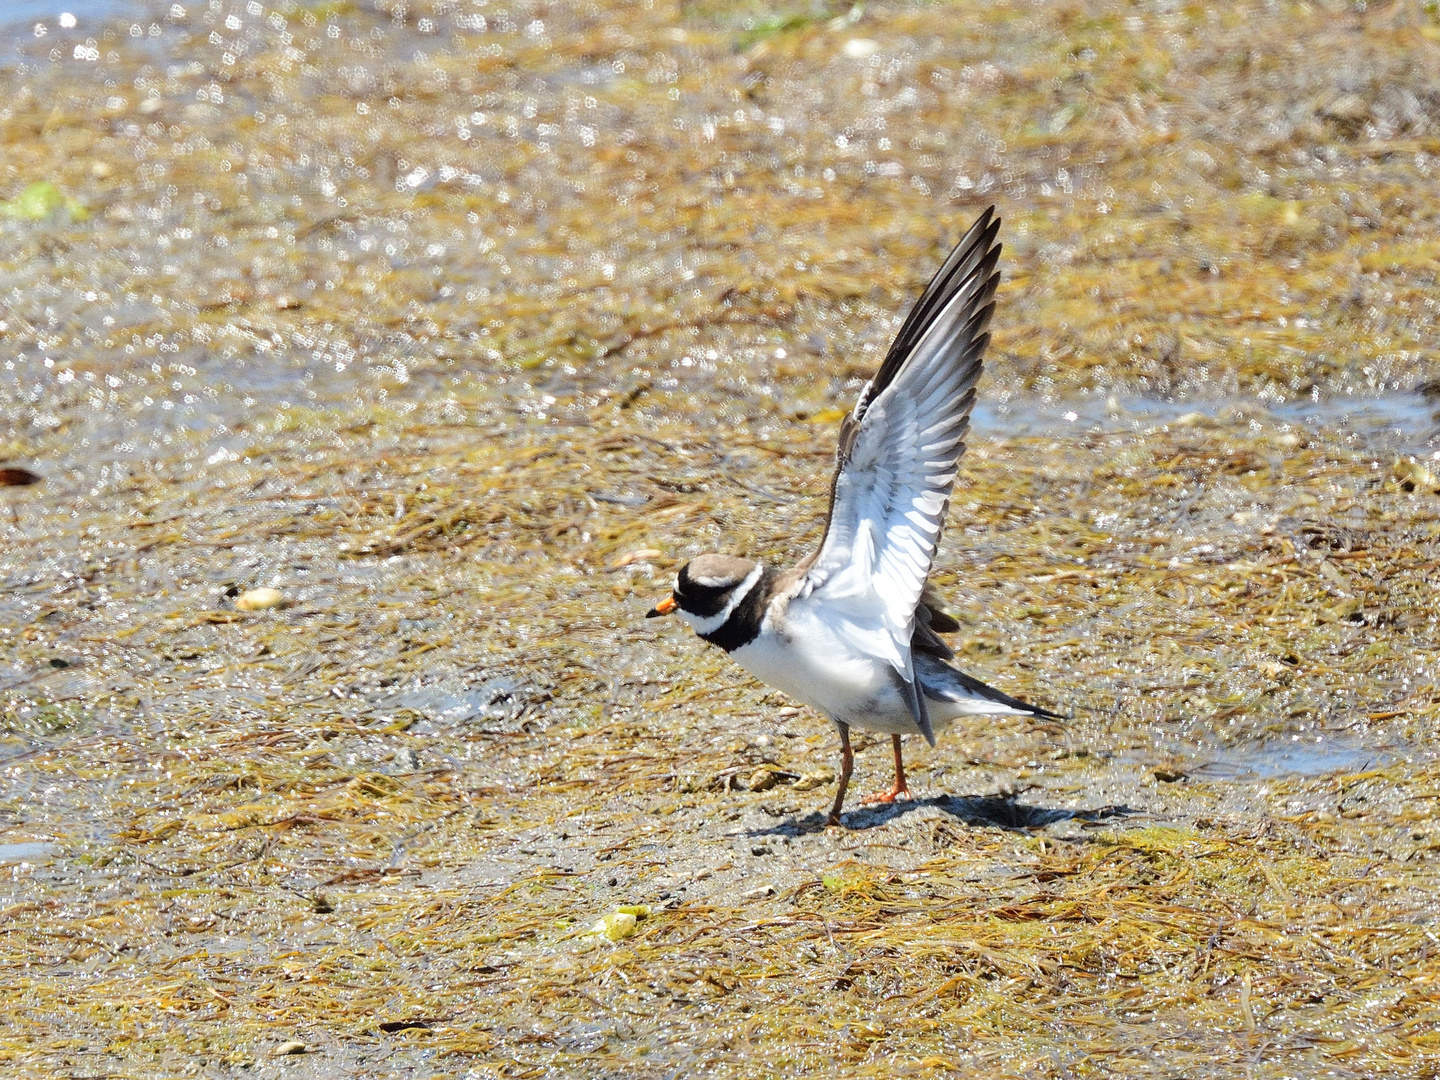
[861,734,911,805]
[826,722,853,827]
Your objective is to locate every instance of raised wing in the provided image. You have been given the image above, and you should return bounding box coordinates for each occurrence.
[795,208,1001,744]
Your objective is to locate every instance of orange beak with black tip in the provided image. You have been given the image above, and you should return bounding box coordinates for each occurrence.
[646,595,677,618]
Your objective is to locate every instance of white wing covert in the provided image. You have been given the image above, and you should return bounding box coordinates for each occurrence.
[794,209,1002,744]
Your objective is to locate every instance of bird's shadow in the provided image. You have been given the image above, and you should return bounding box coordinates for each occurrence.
[748,793,1134,837]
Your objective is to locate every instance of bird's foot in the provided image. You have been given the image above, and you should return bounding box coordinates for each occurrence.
[860,780,911,806]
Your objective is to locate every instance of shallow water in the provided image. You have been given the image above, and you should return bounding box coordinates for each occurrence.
[0,840,61,862]
[1193,735,1388,780]
[976,393,1440,455]
[0,1,139,30]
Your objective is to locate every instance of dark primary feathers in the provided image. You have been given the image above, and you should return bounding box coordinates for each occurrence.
[839,207,1001,468]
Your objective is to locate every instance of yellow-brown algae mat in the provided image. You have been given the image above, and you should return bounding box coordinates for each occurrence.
[2,1,1439,1076]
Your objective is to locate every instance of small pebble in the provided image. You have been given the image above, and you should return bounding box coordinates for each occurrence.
[747,767,781,792]
[0,467,41,487]
[792,767,835,791]
[271,1040,307,1056]
[591,911,638,940]
[1395,460,1438,493]
[235,587,284,611]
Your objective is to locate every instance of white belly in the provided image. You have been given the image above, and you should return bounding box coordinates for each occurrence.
[728,611,918,734]
[725,605,1025,735]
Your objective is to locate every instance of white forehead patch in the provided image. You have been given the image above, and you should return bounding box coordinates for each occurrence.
[691,573,737,588]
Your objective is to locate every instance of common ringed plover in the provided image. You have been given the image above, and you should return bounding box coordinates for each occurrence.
[647,207,1059,826]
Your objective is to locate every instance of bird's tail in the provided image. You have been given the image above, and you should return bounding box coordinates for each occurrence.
[916,653,1064,720]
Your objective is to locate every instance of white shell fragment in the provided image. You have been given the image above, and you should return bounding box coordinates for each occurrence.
[235,587,285,611]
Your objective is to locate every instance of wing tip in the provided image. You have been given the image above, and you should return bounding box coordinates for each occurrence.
[865,207,1006,406]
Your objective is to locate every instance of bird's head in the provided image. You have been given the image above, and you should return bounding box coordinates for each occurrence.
[646,553,762,631]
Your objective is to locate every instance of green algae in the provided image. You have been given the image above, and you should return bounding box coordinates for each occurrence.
[0,181,88,223]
